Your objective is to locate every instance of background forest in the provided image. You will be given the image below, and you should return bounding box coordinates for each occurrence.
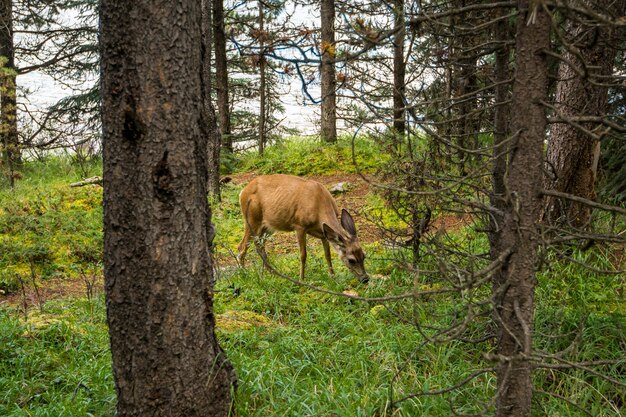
[0,0,624,416]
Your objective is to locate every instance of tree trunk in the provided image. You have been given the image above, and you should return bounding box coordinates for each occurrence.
[320,0,337,143]
[453,0,480,175]
[489,4,512,263]
[543,0,625,228]
[0,0,19,177]
[258,1,267,155]
[100,1,235,415]
[202,0,221,202]
[392,0,405,136]
[213,0,232,153]
[492,2,549,416]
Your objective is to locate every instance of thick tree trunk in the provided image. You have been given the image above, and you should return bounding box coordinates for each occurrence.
[392,0,405,136]
[492,2,549,416]
[213,0,232,153]
[202,0,221,202]
[544,0,625,228]
[320,0,337,143]
[0,0,19,175]
[100,1,234,416]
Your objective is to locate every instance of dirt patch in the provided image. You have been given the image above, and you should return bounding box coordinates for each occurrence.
[611,244,626,269]
[0,275,102,310]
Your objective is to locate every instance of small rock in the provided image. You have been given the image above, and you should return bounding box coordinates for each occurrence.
[330,182,347,194]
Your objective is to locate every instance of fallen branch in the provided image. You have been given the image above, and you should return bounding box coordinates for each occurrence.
[70,176,103,188]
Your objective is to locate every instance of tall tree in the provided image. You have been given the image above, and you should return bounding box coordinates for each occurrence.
[258,0,267,155]
[203,0,222,201]
[100,1,235,415]
[16,0,100,155]
[543,0,625,228]
[213,0,233,154]
[320,0,337,143]
[454,0,480,174]
[0,0,19,176]
[492,1,550,415]
[488,1,512,302]
[392,0,405,136]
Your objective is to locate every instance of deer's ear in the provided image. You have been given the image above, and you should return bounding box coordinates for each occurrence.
[323,223,345,245]
[341,209,357,237]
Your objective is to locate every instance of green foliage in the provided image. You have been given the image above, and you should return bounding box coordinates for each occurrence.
[237,135,389,175]
[532,246,626,415]
[600,133,626,204]
[0,299,115,417]
[0,153,624,416]
[0,157,103,294]
[214,266,495,416]
[538,245,625,316]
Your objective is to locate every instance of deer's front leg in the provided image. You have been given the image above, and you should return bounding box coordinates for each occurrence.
[295,228,307,280]
[322,238,335,276]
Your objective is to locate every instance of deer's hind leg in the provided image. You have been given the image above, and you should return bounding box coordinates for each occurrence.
[238,200,264,267]
[237,222,252,267]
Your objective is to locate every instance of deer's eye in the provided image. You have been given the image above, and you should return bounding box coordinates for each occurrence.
[348,258,357,265]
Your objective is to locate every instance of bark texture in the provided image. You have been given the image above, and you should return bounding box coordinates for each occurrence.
[100,1,234,415]
[492,2,550,416]
[320,0,337,143]
[213,0,232,153]
[544,0,625,228]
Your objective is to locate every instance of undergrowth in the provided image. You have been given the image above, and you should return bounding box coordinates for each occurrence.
[236,135,389,175]
[0,158,103,295]
[0,143,624,416]
[0,299,115,417]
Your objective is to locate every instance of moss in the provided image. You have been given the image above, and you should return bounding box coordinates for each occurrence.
[216,310,273,332]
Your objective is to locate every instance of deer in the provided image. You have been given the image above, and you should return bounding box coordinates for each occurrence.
[237,174,369,283]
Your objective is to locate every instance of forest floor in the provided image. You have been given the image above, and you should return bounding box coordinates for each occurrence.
[0,171,472,309]
[2,154,624,417]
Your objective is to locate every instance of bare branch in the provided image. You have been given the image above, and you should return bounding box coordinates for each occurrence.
[540,189,626,217]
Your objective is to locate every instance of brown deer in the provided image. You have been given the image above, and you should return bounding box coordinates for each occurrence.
[237,174,368,283]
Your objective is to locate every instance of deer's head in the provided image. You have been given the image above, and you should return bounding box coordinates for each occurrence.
[323,209,368,283]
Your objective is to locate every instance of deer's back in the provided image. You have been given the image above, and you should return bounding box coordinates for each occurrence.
[240,174,339,233]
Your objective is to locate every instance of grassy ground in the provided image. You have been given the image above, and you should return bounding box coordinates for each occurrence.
[1,138,624,416]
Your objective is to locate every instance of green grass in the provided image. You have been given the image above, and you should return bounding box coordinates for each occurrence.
[0,299,115,417]
[0,157,103,294]
[0,148,624,416]
[236,135,389,175]
[217,270,423,416]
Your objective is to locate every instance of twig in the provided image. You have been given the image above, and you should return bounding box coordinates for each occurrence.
[392,367,496,404]
[255,243,450,301]
[533,389,594,417]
